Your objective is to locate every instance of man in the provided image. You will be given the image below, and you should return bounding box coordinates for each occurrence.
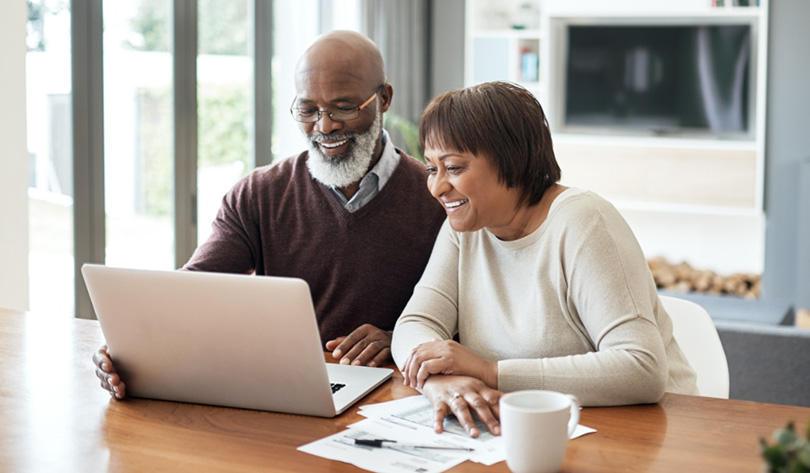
[93,31,446,399]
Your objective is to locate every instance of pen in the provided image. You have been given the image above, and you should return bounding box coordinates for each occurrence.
[354,438,474,451]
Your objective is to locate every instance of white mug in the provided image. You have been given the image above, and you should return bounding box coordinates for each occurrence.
[499,390,580,473]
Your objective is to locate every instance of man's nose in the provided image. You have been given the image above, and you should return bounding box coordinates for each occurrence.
[313,111,343,135]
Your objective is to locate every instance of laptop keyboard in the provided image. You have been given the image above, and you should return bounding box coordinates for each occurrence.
[330,383,346,394]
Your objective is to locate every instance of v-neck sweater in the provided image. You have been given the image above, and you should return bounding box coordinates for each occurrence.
[185,149,447,344]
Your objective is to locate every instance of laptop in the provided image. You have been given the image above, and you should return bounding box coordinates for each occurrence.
[81,264,393,417]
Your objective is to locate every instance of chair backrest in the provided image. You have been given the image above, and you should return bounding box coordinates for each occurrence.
[660,295,730,399]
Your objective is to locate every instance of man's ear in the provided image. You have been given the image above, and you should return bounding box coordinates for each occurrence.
[380,83,394,113]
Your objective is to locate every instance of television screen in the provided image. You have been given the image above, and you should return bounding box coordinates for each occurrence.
[564,23,752,136]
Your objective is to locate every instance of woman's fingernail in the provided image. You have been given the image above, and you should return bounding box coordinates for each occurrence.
[340,357,351,365]
[332,349,342,358]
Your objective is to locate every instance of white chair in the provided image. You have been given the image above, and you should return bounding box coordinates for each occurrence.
[660,295,730,399]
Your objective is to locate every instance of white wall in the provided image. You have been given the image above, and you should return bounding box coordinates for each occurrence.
[0,0,30,311]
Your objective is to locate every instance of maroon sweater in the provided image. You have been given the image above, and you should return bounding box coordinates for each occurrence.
[185,149,447,344]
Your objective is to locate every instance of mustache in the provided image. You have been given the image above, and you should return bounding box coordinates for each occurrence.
[309,132,357,144]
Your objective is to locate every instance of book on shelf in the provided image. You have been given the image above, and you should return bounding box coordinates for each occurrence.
[712,0,759,7]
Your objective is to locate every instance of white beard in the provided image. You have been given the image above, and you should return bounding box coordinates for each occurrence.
[306,111,383,189]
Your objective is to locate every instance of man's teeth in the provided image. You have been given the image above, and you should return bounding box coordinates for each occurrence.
[320,139,349,149]
[445,199,468,208]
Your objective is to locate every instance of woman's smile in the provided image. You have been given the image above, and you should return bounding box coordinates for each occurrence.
[443,198,469,212]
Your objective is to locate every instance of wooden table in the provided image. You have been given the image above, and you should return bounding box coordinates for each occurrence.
[1,307,808,472]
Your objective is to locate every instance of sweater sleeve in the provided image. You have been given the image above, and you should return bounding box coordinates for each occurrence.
[183,173,260,274]
[498,198,670,405]
[391,220,458,369]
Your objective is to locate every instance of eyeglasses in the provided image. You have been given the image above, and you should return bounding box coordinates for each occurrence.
[290,84,384,123]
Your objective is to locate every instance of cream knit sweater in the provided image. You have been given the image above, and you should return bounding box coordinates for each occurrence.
[392,189,698,406]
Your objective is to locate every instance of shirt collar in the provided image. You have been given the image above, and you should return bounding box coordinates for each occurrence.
[361,129,399,191]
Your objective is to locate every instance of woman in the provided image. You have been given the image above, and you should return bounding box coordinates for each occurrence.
[391,81,697,438]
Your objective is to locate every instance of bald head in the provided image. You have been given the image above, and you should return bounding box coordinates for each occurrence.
[295,30,386,95]
[292,31,393,190]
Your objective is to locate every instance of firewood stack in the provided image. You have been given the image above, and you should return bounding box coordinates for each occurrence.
[647,256,761,299]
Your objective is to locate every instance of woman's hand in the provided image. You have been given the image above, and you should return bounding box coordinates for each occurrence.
[422,375,503,438]
[402,339,498,390]
[92,345,126,400]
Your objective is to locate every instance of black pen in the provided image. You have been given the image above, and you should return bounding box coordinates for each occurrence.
[354,438,474,451]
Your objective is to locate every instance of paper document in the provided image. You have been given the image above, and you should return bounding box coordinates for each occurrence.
[298,394,596,473]
[298,427,468,473]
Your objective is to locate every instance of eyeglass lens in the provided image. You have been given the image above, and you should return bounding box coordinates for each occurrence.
[292,107,359,123]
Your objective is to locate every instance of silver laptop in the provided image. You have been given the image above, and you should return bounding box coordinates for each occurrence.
[81,264,393,417]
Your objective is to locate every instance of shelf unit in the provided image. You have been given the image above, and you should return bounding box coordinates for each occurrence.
[464,0,770,274]
[465,0,544,96]
[538,2,768,216]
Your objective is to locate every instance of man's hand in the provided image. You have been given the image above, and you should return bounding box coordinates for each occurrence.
[92,345,126,400]
[402,339,498,390]
[325,324,392,367]
[422,375,503,438]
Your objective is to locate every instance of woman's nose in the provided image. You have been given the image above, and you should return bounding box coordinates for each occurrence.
[428,173,450,199]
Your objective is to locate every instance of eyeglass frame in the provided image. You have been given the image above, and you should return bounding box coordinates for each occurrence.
[289,84,385,123]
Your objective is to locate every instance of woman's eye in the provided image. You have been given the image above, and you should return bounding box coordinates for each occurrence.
[425,166,437,175]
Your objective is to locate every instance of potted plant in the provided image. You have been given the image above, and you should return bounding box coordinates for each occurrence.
[384,114,424,163]
[761,421,810,473]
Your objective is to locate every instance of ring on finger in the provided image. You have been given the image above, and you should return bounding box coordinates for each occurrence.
[452,392,463,400]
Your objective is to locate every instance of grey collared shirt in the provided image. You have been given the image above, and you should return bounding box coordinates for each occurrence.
[329,129,401,212]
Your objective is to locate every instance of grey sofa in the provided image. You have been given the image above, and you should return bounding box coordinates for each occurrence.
[659,290,810,408]
[715,320,810,408]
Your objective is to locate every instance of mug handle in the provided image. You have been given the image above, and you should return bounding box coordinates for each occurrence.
[566,395,580,438]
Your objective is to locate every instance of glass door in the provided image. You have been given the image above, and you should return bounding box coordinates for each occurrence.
[27,0,75,316]
[196,0,251,246]
[103,0,175,270]
[26,0,359,318]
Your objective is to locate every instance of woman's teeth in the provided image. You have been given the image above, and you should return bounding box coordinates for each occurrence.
[445,199,468,208]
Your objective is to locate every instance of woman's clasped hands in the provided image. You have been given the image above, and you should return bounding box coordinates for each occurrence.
[402,339,503,438]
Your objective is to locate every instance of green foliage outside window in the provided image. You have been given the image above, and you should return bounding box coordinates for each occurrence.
[138,84,249,216]
[127,0,248,56]
[129,0,251,217]
[198,84,250,169]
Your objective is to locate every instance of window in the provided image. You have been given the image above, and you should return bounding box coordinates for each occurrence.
[197,0,251,246]
[26,0,363,318]
[27,0,74,316]
[103,0,174,269]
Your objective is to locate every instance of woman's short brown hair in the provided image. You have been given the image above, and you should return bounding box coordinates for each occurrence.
[419,81,561,207]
